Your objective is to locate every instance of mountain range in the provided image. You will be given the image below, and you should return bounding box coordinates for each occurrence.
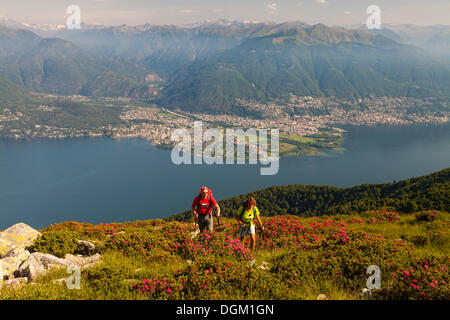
[0,18,449,115]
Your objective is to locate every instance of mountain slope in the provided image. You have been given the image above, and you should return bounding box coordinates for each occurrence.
[0,25,152,97]
[160,24,450,114]
[0,74,33,107]
[168,168,450,221]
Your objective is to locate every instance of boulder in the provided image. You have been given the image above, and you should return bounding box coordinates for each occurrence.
[359,288,372,297]
[317,294,328,300]
[17,252,102,281]
[0,250,30,279]
[65,253,102,270]
[0,223,41,258]
[17,253,47,281]
[75,240,96,256]
[2,277,28,290]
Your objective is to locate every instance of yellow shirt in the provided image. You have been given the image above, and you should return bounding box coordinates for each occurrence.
[237,206,260,227]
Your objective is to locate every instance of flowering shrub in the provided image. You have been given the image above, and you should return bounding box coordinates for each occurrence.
[175,231,252,261]
[415,211,440,223]
[133,256,283,300]
[271,232,412,291]
[361,210,400,224]
[381,256,449,299]
[104,229,177,262]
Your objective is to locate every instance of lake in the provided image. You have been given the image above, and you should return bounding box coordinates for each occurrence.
[1,124,449,229]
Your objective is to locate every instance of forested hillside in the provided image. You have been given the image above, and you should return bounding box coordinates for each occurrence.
[168,168,450,221]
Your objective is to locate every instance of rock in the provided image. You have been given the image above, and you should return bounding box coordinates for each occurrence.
[0,250,30,279]
[17,252,102,281]
[2,277,28,290]
[122,279,139,284]
[190,229,200,239]
[64,253,101,268]
[52,278,66,285]
[17,253,47,281]
[106,231,125,238]
[186,259,193,265]
[0,223,41,258]
[75,240,96,256]
[317,294,328,300]
[257,261,269,270]
[359,288,372,297]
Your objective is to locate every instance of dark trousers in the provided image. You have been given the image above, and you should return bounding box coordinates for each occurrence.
[198,214,214,232]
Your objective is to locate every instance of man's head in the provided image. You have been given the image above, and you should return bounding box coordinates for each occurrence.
[200,186,209,199]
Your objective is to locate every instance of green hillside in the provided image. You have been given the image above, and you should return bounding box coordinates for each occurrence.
[0,75,32,107]
[161,25,450,114]
[168,168,450,221]
[0,26,151,98]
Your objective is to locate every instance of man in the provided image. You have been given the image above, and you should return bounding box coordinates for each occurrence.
[192,186,220,232]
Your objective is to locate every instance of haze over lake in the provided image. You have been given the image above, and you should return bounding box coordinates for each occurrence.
[0,124,449,229]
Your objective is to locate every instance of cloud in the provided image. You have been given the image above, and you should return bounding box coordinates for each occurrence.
[178,9,199,14]
[315,0,327,4]
[266,3,277,11]
[212,9,222,13]
[344,11,352,15]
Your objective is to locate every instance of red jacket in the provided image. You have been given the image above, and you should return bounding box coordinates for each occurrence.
[192,195,217,215]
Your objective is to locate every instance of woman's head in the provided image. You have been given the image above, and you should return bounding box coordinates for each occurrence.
[245,196,256,211]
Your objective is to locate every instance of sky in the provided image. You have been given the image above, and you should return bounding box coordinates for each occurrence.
[1,0,449,27]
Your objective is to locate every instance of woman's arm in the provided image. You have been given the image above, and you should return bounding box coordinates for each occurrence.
[257,215,264,230]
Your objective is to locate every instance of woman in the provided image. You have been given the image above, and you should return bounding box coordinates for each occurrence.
[235,196,264,254]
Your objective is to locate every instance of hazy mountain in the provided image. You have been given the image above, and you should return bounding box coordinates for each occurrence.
[0,74,32,107]
[347,23,450,55]
[0,25,153,97]
[161,24,450,114]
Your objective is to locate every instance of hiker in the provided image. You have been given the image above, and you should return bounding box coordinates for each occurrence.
[235,196,264,254]
[192,186,220,232]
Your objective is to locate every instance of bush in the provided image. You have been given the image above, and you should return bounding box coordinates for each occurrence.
[133,256,283,300]
[415,211,440,223]
[380,256,450,300]
[361,210,400,224]
[30,231,79,258]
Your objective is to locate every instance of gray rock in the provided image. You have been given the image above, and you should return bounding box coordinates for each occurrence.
[16,251,102,282]
[0,250,30,279]
[359,288,372,297]
[0,223,41,258]
[52,278,66,285]
[2,277,28,290]
[17,253,47,281]
[75,240,96,256]
[64,253,101,268]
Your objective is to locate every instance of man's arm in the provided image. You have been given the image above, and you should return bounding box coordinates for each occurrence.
[214,204,220,217]
[192,198,198,219]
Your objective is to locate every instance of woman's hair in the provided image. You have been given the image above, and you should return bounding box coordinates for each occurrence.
[244,197,256,211]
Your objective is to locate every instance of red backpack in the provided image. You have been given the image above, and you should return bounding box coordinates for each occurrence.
[196,188,213,211]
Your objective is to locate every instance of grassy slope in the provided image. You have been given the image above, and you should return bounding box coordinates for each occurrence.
[1,211,448,300]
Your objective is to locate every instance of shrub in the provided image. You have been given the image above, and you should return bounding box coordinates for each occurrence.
[30,231,78,258]
[380,256,450,300]
[133,256,283,300]
[361,210,400,224]
[415,211,440,223]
